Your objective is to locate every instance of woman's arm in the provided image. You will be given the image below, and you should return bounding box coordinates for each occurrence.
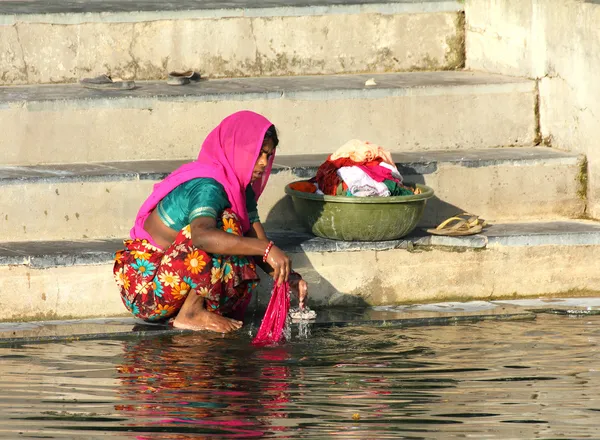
[247,221,308,308]
[191,217,291,284]
[247,222,275,275]
[191,216,268,256]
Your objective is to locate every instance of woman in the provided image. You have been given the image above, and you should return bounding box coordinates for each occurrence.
[113,111,308,333]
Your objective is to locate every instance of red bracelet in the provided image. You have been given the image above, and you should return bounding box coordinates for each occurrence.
[263,241,274,262]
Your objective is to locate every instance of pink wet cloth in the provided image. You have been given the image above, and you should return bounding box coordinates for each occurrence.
[130,111,275,244]
[252,281,290,346]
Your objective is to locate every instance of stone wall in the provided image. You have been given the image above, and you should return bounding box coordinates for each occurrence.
[466,0,600,217]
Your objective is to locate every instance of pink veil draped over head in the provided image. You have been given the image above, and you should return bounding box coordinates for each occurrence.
[130,111,276,246]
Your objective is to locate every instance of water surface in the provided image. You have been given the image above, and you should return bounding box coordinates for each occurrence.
[1,314,600,439]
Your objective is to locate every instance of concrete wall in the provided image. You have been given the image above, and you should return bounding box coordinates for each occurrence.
[1,75,535,165]
[466,0,600,218]
[0,9,463,85]
[4,242,600,322]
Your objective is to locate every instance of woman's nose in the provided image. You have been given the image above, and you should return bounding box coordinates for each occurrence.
[258,153,268,166]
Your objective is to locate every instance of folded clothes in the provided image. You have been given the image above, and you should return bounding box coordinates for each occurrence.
[315,156,383,196]
[337,166,391,197]
[311,140,414,197]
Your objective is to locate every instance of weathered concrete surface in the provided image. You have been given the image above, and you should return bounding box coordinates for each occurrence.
[0,179,155,241]
[266,147,586,229]
[465,0,600,218]
[0,264,124,322]
[465,0,541,78]
[0,304,541,345]
[5,300,596,348]
[537,2,600,220]
[396,147,586,226]
[0,0,463,17]
[0,147,583,241]
[2,220,600,321]
[0,0,463,85]
[0,72,536,165]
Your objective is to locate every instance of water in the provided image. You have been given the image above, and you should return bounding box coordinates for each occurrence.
[1,314,600,439]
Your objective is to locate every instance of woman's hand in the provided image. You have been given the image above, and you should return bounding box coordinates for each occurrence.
[290,276,308,309]
[266,245,291,286]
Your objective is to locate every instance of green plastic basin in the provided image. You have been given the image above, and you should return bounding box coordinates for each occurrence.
[284,181,434,241]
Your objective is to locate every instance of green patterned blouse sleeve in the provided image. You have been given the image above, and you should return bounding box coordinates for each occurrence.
[157,178,260,231]
[186,178,230,223]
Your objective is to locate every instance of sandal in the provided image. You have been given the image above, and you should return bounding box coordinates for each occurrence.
[167,70,201,85]
[79,74,136,90]
[427,213,487,236]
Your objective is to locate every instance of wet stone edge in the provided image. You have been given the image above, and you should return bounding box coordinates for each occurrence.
[0,312,536,347]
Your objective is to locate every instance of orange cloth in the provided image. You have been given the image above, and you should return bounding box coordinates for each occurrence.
[289,181,317,193]
[330,139,395,166]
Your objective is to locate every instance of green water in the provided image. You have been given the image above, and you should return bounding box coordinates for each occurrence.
[1,314,599,439]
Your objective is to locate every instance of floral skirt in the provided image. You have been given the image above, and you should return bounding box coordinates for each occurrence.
[113,209,259,322]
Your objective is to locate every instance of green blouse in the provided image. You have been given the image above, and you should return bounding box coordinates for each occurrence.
[157,178,259,231]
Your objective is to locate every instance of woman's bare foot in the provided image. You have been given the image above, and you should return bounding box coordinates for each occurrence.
[172,290,243,333]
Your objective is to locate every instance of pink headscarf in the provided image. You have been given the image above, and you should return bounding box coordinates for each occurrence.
[130,111,275,245]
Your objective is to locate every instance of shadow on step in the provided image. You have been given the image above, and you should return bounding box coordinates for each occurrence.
[401,173,467,228]
[259,200,372,311]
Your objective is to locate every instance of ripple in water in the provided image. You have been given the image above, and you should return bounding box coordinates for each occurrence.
[1,314,600,438]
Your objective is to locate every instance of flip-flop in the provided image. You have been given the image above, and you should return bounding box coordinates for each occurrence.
[427,213,486,236]
[167,70,201,85]
[79,74,136,90]
[455,212,487,227]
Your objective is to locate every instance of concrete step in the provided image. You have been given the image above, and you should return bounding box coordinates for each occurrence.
[0,0,464,86]
[0,304,546,344]
[0,147,584,241]
[1,71,536,165]
[3,219,600,322]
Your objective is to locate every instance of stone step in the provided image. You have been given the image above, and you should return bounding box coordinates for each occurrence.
[2,219,600,322]
[0,0,464,86]
[0,147,584,242]
[1,71,536,165]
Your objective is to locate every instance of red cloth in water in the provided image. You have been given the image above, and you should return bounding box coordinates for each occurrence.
[357,164,400,183]
[315,156,382,195]
[252,281,290,346]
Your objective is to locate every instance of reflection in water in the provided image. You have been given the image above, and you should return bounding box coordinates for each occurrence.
[1,315,600,438]
[115,334,292,438]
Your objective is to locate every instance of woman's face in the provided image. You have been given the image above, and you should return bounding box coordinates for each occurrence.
[251,138,276,182]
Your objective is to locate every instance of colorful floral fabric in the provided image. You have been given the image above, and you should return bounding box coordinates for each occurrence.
[113,209,259,322]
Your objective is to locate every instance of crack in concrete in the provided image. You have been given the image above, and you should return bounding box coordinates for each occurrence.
[128,24,140,78]
[13,23,29,83]
[466,25,504,41]
[75,23,81,80]
[248,18,263,76]
[541,72,598,118]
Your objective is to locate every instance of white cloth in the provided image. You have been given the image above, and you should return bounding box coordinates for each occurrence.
[314,182,325,195]
[337,166,391,197]
[379,162,403,184]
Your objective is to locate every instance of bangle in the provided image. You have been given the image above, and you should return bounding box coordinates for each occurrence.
[263,241,274,263]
